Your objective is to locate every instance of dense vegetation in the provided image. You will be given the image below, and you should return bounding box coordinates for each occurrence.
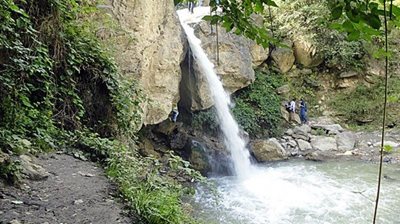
[0,1,201,223]
[232,69,284,138]
[331,76,400,127]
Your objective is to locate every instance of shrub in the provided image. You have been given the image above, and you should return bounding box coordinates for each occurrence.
[232,69,284,138]
[72,131,202,224]
[192,108,219,136]
[330,77,400,126]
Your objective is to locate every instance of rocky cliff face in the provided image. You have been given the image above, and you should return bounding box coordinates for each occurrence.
[104,0,185,127]
[180,21,269,111]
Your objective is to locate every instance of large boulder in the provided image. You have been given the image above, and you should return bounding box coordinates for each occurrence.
[251,138,288,162]
[99,0,185,127]
[293,125,311,137]
[336,132,356,151]
[293,38,323,68]
[311,124,344,135]
[310,136,337,151]
[19,155,49,181]
[183,21,268,110]
[276,84,290,96]
[297,139,312,151]
[271,45,295,73]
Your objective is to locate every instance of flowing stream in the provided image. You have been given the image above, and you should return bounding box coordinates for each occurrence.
[194,161,400,224]
[177,7,400,224]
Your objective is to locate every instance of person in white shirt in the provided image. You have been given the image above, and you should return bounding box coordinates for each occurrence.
[289,98,296,123]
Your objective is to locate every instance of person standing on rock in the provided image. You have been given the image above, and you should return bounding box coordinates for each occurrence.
[188,1,195,13]
[289,98,296,123]
[300,99,308,124]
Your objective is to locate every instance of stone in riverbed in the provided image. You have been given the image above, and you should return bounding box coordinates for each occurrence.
[305,151,336,161]
[311,124,344,135]
[310,136,337,151]
[251,138,288,162]
[373,141,399,148]
[336,132,356,151]
[297,139,312,151]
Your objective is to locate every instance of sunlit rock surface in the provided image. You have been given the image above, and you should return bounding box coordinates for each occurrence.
[102,0,185,126]
[182,20,268,111]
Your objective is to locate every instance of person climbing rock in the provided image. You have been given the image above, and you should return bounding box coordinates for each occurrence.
[171,106,179,123]
[300,98,308,124]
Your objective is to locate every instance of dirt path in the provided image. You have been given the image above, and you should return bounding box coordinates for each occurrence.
[0,153,133,224]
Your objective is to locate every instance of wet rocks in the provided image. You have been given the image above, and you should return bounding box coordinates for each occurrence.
[139,138,161,159]
[188,145,210,175]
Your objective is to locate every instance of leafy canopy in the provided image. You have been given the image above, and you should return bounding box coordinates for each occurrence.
[175,0,400,46]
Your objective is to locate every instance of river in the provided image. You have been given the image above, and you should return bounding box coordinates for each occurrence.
[194,160,400,224]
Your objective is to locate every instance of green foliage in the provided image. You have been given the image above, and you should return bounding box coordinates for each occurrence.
[324,37,365,70]
[331,84,382,123]
[330,77,400,126]
[232,69,283,138]
[202,0,279,48]
[383,144,394,153]
[57,130,204,224]
[0,159,22,185]
[274,0,366,71]
[192,109,219,135]
[57,125,209,223]
[329,0,400,41]
[0,0,142,157]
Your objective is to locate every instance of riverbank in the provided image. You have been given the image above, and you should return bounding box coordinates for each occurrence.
[0,153,135,224]
[252,116,400,164]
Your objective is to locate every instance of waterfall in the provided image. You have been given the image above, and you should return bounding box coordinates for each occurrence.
[177,8,252,178]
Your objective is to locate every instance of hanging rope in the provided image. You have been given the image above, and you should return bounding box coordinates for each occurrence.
[373,0,389,223]
[216,19,220,65]
[188,44,191,78]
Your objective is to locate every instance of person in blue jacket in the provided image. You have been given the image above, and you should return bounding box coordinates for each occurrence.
[299,99,308,124]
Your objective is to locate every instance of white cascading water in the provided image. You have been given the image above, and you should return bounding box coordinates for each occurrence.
[177,7,252,178]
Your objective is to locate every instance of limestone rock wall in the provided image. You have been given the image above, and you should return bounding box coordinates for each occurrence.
[105,0,185,126]
[181,21,269,111]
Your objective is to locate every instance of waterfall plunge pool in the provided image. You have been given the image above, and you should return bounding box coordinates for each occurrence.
[193,160,400,224]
